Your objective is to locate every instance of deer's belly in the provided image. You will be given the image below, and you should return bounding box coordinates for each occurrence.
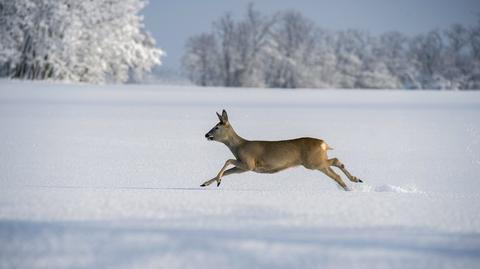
[254,167,283,174]
[253,159,300,174]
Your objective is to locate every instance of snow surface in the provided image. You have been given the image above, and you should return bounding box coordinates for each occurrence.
[0,80,480,268]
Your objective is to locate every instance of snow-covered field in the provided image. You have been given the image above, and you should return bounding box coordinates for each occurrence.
[1,80,479,269]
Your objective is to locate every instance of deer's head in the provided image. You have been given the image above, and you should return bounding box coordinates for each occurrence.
[205,109,232,142]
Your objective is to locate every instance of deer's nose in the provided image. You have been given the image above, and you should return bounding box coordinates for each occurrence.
[205,133,209,138]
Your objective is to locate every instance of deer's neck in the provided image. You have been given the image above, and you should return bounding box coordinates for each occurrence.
[223,128,246,154]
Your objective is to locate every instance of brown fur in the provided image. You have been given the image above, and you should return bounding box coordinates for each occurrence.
[201,110,362,191]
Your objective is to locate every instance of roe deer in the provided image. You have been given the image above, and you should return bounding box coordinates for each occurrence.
[201,110,362,191]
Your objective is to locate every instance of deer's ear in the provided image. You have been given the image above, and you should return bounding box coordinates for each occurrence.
[216,111,223,122]
[222,109,228,122]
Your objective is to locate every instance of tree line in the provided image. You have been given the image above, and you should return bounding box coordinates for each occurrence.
[182,4,480,89]
[0,0,163,83]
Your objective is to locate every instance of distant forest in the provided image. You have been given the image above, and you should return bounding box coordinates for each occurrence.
[182,4,480,89]
[0,0,163,83]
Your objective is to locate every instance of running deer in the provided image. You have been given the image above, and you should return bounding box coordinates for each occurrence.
[201,110,362,191]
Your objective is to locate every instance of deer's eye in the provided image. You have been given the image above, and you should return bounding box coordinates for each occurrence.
[214,127,219,130]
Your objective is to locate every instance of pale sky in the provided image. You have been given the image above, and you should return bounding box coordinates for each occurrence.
[142,0,479,69]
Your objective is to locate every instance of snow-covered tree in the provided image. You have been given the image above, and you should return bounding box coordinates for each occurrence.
[408,30,446,89]
[213,13,238,87]
[182,33,220,86]
[0,0,163,83]
[231,3,275,87]
[265,11,319,88]
[0,0,63,80]
[331,30,364,88]
[313,29,338,88]
[442,24,471,89]
[356,34,401,89]
[377,31,419,89]
[466,19,480,89]
[182,4,275,88]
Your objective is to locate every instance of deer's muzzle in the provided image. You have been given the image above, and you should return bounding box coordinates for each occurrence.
[205,133,214,140]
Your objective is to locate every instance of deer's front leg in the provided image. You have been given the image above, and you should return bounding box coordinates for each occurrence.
[200,160,234,187]
[200,177,217,187]
[201,159,250,187]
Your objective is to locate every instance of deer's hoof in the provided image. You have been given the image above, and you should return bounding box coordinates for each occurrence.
[217,182,221,187]
[358,179,363,183]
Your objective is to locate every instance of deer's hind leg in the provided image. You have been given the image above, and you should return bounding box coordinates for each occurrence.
[319,167,350,191]
[328,158,362,183]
